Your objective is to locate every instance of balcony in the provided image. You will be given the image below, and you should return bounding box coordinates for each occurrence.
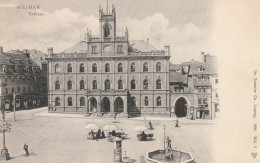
[86,89,128,96]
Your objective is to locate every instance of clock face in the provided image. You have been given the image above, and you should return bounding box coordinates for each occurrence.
[103,45,111,53]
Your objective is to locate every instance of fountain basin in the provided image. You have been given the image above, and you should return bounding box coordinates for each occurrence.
[146,149,195,163]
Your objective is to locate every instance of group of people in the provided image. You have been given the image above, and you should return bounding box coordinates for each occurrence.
[89,129,106,140]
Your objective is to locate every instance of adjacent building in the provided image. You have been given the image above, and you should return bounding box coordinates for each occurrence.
[170,52,219,120]
[0,47,48,110]
[46,5,171,117]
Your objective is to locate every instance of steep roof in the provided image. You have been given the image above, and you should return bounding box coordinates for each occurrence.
[64,41,88,54]
[0,52,34,66]
[129,40,158,52]
[170,71,187,83]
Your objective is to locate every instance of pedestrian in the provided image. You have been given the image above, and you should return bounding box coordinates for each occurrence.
[175,119,179,127]
[23,143,29,155]
[96,129,101,139]
[102,130,105,138]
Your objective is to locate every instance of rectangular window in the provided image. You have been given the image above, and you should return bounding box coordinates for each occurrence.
[198,98,202,105]
[17,87,20,92]
[198,76,202,82]
[215,79,218,84]
[117,45,123,53]
[28,86,31,92]
[12,87,14,93]
[5,88,8,94]
[5,77,7,82]
[203,98,208,104]
[145,100,149,106]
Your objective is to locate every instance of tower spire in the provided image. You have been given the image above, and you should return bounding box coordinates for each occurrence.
[106,0,109,14]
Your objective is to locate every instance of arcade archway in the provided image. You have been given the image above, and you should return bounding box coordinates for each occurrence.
[89,97,97,112]
[101,97,110,112]
[114,97,124,113]
[174,97,188,117]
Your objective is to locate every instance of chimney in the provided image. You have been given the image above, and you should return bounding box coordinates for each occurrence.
[47,47,53,57]
[147,38,149,44]
[0,46,3,54]
[201,52,205,62]
[164,45,170,56]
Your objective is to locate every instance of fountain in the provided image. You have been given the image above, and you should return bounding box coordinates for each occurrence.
[146,149,195,163]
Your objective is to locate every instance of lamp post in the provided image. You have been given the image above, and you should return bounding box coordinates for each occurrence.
[0,105,12,160]
[13,92,21,122]
[163,124,166,149]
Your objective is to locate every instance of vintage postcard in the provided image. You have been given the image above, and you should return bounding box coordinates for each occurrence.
[0,0,259,162]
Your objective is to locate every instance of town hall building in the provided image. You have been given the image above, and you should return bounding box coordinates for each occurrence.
[46,5,171,117]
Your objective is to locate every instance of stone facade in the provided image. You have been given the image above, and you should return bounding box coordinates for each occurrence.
[0,47,48,110]
[170,53,219,120]
[46,5,171,117]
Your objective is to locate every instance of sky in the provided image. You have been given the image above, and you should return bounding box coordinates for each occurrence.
[0,0,214,63]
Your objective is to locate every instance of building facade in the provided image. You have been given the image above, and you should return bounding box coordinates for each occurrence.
[0,47,48,110]
[47,5,171,117]
[170,52,219,120]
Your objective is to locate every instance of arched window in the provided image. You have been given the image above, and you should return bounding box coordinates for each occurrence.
[92,63,97,72]
[68,97,72,106]
[145,96,149,106]
[67,63,72,72]
[93,80,97,90]
[105,80,110,90]
[67,80,72,90]
[156,79,161,89]
[118,63,123,72]
[55,97,60,106]
[105,63,110,72]
[143,62,148,72]
[130,62,135,72]
[80,80,85,90]
[118,80,123,90]
[55,64,60,73]
[55,81,60,90]
[156,96,161,106]
[104,25,110,37]
[131,80,136,89]
[156,62,161,72]
[80,97,85,106]
[80,63,84,72]
[143,79,148,90]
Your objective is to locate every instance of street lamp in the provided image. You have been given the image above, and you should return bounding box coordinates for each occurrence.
[13,92,21,122]
[0,106,12,160]
[163,124,166,149]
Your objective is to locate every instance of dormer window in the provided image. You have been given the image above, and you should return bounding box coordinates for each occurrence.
[5,58,11,63]
[15,65,19,73]
[2,65,8,73]
[15,59,21,64]
[198,66,205,72]
[25,66,29,73]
